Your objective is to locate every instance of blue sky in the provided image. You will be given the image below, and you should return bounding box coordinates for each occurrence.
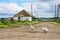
[0,0,60,18]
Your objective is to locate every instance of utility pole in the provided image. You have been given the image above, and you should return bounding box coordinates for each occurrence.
[55,4,57,21]
[55,3,60,21]
[31,4,34,21]
[31,4,33,16]
[57,3,60,20]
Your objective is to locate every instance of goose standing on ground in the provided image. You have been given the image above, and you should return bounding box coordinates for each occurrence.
[42,27,48,33]
[29,23,34,30]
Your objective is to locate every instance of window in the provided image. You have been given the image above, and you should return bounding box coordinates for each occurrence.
[18,17,20,20]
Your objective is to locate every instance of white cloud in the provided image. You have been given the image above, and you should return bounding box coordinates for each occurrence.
[38,12,54,18]
[20,2,51,18]
[0,2,23,14]
[34,2,50,11]
[27,0,39,2]
[9,0,39,2]
[47,0,60,5]
[0,0,54,18]
[0,2,24,18]
[21,3,31,12]
[54,0,60,4]
[33,9,54,18]
[21,2,50,12]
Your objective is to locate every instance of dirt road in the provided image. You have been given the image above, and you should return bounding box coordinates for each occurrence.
[0,22,60,40]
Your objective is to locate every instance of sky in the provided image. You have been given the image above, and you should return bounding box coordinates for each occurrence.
[0,0,60,18]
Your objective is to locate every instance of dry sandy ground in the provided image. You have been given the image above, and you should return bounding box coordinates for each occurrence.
[0,22,60,40]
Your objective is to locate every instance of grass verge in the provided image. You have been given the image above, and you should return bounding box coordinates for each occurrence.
[49,22,60,26]
[0,20,40,28]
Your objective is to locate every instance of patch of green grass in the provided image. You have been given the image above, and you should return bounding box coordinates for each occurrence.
[17,21,39,25]
[0,25,9,28]
[49,22,60,26]
[0,22,3,25]
[0,20,40,28]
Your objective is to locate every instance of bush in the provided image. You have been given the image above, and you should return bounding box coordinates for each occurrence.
[0,25,9,28]
[0,22,3,25]
[1,21,11,25]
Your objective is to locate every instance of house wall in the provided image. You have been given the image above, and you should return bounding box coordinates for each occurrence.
[20,17,32,21]
[13,17,32,21]
[13,17,18,20]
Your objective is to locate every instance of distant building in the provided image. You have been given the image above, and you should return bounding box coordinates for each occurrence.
[9,10,34,21]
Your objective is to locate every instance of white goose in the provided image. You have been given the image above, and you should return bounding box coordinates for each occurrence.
[42,27,48,33]
[29,23,34,30]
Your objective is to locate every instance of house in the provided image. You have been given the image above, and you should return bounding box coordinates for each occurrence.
[10,10,34,21]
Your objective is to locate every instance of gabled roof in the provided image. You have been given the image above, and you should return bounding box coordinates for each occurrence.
[13,10,34,17]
